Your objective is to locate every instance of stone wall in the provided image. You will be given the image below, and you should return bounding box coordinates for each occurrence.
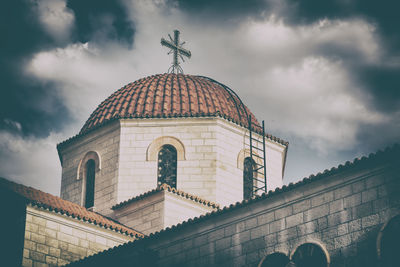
[22,205,133,267]
[147,155,400,267]
[113,190,215,235]
[59,117,286,215]
[69,150,400,267]
[118,117,286,207]
[59,122,121,215]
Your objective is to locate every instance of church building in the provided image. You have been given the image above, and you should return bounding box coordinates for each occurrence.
[0,30,399,267]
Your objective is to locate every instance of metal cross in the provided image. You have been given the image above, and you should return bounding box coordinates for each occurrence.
[161,30,191,74]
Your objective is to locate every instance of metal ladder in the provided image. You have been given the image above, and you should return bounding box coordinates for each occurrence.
[246,119,267,197]
[197,76,268,197]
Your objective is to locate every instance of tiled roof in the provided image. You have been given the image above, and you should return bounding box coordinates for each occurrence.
[80,74,260,134]
[112,183,220,210]
[66,143,400,266]
[57,74,288,150]
[0,178,144,238]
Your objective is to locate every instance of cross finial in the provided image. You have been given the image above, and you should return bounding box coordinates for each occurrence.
[161,30,191,74]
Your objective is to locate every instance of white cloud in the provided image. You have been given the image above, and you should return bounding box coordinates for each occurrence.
[256,57,386,153]
[0,130,63,195]
[27,43,141,128]
[32,0,74,43]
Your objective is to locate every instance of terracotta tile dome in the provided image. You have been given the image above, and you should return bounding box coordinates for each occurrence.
[80,73,261,134]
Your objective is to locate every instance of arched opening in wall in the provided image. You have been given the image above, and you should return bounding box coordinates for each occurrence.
[260,252,290,267]
[84,159,96,208]
[157,144,177,188]
[292,243,328,267]
[378,215,400,267]
[243,157,256,200]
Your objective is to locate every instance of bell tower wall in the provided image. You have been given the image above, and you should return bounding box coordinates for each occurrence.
[58,122,120,216]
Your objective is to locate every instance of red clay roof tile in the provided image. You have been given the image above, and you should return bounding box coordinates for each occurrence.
[0,178,144,238]
[80,74,260,134]
[112,184,220,210]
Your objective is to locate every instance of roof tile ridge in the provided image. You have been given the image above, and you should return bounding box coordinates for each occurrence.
[184,74,201,115]
[170,73,176,115]
[120,84,134,117]
[141,74,159,116]
[111,187,163,210]
[160,73,169,115]
[176,73,184,115]
[180,74,192,115]
[150,74,164,116]
[194,76,216,115]
[0,178,143,237]
[159,183,220,209]
[189,75,212,115]
[129,75,153,118]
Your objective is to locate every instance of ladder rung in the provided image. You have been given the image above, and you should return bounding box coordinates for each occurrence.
[251,146,264,151]
[254,166,264,171]
[253,178,265,183]
[251,154,263,159]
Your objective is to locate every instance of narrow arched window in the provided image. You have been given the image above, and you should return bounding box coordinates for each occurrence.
[243,157,255,200]
[85,159,95,208]
[157,145,177,188]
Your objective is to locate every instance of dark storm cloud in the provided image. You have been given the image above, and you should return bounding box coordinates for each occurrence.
[0,0,136,137]
[287,0,400,113]
[0,0,70,137]
[288,0,400,49]
[67,0,135,47]
[174,0,273,22]
[358,66,400,112]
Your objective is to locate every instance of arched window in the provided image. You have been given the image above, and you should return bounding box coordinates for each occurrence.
[292,243,328,267]
[379,215,400,267]
[157,145,177,188]
[243,157,255,200]
[261,252,290,267]
[84,159,96,208]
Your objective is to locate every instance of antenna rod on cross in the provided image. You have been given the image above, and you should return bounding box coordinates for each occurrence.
[161,30,191,74]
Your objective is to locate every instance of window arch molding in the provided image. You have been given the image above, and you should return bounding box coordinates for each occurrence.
[289,240,330,267]
[237,148,263,170]
[77,151,101,180]
[376,213,400,266]
[147,136,185,161]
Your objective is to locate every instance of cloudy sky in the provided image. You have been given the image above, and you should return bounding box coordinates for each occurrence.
[0,0,399,195]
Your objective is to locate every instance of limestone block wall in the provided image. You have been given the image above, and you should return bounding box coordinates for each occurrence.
[22,206,134,267]
[214,120,286,206]
[113,192,164,235]
[59,122,120,215]
[142,159,399,267]
[118,118,219,204]
[118,117,286,208]
[164,193,216,229]
[113,190,215,235]
[82,155,400,267]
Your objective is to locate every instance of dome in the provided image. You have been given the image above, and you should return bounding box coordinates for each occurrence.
[80,74,261,134]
